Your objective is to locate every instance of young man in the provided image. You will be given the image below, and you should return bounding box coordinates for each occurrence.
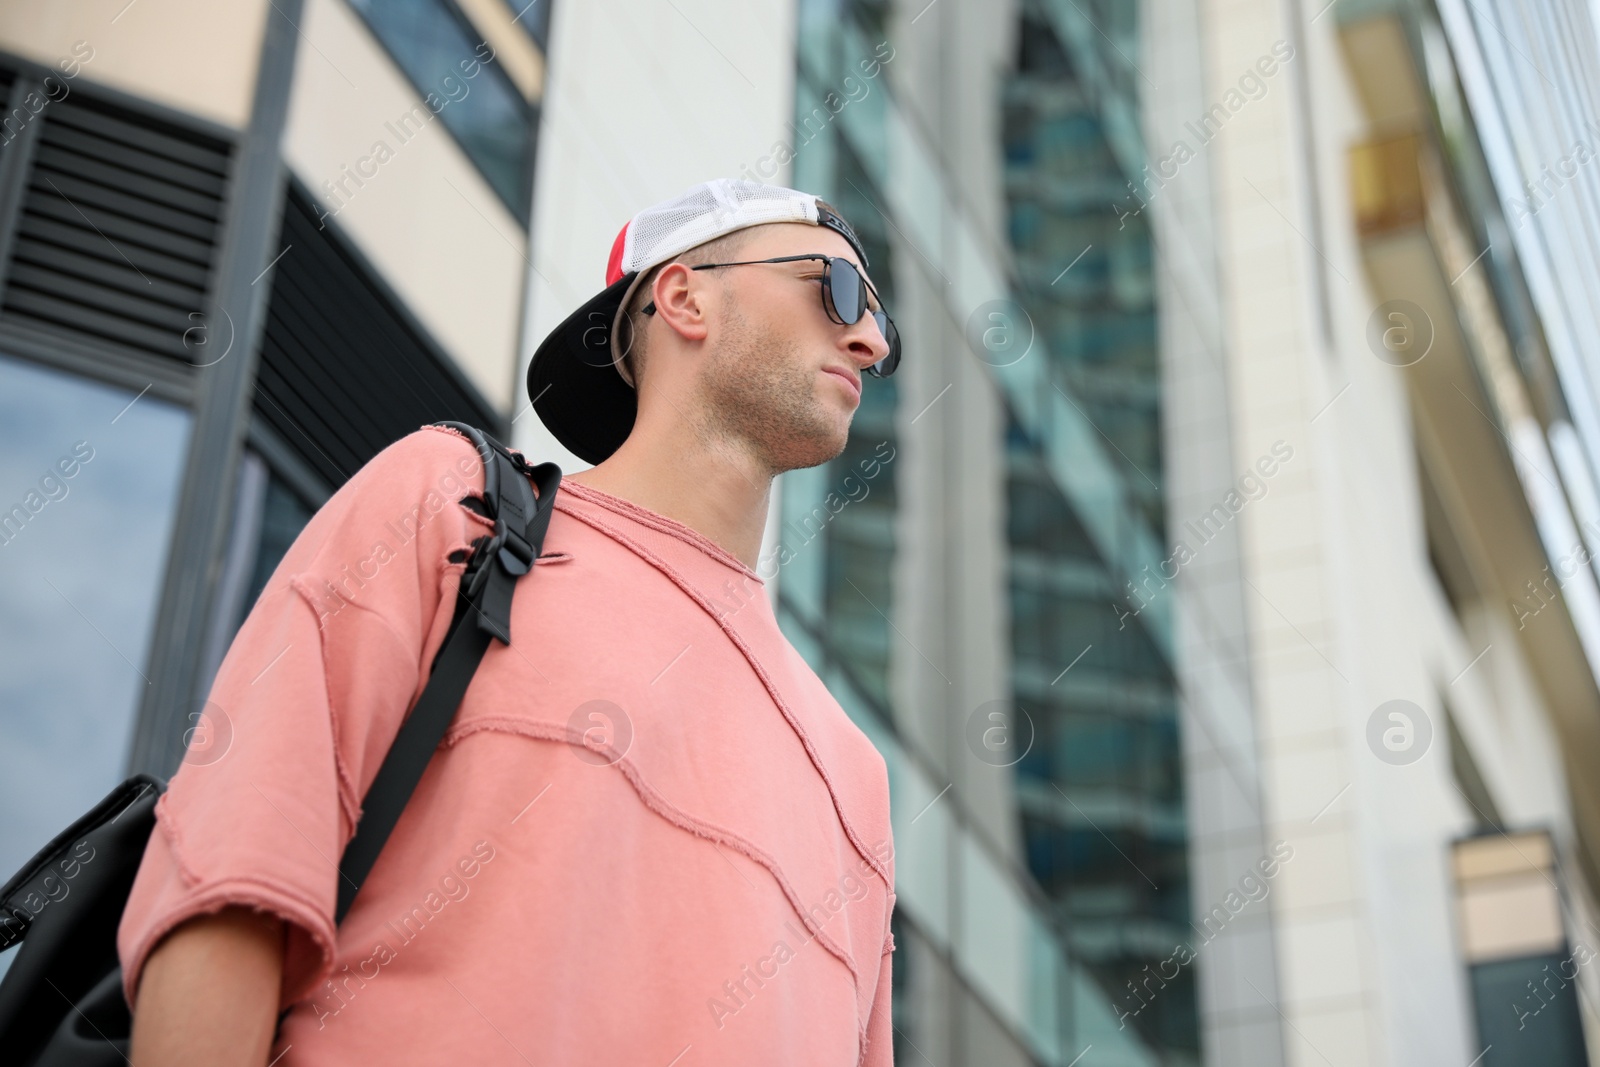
[119,180,903,1066]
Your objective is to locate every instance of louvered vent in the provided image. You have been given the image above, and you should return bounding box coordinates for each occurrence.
[1,92,231,359]
[255,181,501,488]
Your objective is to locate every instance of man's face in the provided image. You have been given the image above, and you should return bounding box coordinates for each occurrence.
[689,222,891,475]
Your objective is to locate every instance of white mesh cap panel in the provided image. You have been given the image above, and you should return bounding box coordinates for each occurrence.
[620,179,819,274]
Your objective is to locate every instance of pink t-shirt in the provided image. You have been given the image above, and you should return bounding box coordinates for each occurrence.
[117,425,897,1066]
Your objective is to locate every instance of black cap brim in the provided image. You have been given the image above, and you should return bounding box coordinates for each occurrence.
[526,273,639,466]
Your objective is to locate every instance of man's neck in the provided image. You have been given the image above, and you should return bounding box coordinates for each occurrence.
[564,425,773,572]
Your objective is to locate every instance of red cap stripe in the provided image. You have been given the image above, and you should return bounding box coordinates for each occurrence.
[606,221,631,286]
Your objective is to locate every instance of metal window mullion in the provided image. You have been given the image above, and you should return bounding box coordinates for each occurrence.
[127,0,306,778]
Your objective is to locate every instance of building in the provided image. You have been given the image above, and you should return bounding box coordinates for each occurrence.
[8,0,1600,1065]
[0,0,546,968]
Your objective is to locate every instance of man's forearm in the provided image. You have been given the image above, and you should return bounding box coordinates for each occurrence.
[130,905,286,1067]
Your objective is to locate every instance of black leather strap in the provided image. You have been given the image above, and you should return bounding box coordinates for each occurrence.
[335,424,560,923]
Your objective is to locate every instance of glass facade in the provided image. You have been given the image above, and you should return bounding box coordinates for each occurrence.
[0,354,191,889]
[237,470,316,631]
[1004,0,1160,530]
[1399,1,1600,1058]
[190,450,322,714]
[783,0,1189,1062]
[1002,1,1193,1056]
[785,136,899,713]
[1469,951,1588,1064]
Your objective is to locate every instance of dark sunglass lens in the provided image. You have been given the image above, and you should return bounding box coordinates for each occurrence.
[869,311,901,377]
[829,259,865,324]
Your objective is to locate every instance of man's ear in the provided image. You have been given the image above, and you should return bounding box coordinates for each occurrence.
[650,262,711,344]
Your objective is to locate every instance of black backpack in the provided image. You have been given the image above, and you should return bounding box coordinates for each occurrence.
[0,422,560,1066]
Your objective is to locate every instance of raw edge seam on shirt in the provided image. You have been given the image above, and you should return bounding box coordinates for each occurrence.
[555,505,894,889]
[284,571,452,838]
[282,502,482,840]
[555,481,765,585]
[419,422,475,449]
[123,873,336,1011]
[441,716,869,999]
[457,505,497,536]
[154,791,202,888]
[286,576,369,838]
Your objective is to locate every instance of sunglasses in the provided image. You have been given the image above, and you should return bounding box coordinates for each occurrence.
[641,254,902,378]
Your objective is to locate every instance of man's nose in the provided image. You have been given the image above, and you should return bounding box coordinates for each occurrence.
[842,313,889,367]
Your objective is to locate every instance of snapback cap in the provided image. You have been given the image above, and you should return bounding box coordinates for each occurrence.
[527,179,875,466]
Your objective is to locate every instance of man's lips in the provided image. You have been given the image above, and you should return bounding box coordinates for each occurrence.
[823,367,861,401]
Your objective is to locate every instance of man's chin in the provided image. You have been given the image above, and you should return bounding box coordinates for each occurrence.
[771,428,850,475]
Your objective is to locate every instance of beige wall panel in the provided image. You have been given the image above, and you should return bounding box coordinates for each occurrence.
[282,0,526,412]
[1457,876,1566,962]
[0,0,269,129]
[455,0,544,101]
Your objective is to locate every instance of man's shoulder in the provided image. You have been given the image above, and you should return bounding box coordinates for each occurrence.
[369,424,486,477]
[331,425,494,509]
[275,426,499,584]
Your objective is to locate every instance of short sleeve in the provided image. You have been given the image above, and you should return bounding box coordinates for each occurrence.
[116,426,497,1009]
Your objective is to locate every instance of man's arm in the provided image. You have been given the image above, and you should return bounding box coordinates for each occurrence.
[129,907,285,1067]
[116,428,493,1041]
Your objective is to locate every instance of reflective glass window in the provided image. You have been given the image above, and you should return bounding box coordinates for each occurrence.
[0,354,191,902]
[1002,0,1195,1053]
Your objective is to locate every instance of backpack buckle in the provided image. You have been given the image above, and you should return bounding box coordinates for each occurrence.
[496,528,535,576]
